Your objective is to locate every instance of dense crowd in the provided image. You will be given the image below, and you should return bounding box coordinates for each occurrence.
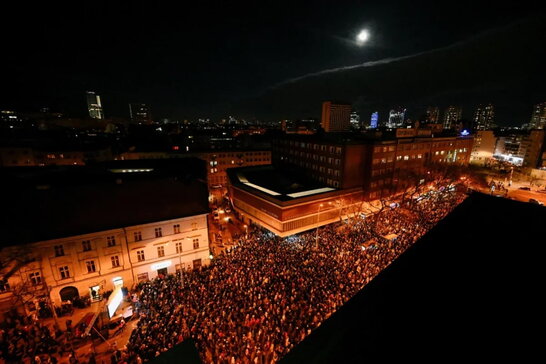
[120,189,466,363]
[0,311,90,363]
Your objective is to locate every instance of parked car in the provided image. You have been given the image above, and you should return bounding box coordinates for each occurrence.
[225,207,232,213]
[519,186,531,191]
[529,198,544,205]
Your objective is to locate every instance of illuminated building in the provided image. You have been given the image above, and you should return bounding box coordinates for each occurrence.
[0,161,210,314]
[493,129,545,167]
[198,150,272,204]
[321,101,352,132]
[529,102,546,129]
[370,112,379,129]
[129,103,152,124]
[473,104,494,130]
[350,112,361,130]
[470,130,497,166]
[387,108,406,128]
[424,107,440,124]
[443,106,462,130]
[86,91,104,120]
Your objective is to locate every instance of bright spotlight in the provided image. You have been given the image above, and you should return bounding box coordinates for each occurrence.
[356,29,370,45]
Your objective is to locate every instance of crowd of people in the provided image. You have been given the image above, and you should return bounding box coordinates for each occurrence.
[121,189,466,363]
[0,310,91,363]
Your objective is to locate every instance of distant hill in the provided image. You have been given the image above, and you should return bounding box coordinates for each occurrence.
[234,14,546,126]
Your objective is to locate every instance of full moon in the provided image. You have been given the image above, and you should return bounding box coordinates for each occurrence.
[356,29,370,45]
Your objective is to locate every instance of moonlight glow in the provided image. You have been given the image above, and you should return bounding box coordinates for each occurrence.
[357,29,370,45]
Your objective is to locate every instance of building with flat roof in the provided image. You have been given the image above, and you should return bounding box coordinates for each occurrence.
[86,91,104,120]
[227,165,364,237]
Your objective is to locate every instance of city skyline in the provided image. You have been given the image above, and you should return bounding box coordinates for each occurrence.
[1,1,545,124]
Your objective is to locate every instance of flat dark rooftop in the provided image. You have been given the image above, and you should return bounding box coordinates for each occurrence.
[227,165,339,203]
[0,161,209,246]
[281,193,545,363]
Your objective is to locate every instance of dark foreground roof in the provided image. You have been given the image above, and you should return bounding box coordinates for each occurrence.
[1,163,209,246]
[149,338,202,364]
[282,193,545,363]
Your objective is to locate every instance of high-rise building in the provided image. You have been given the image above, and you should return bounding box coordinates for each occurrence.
[86,91,104,120]
[424,107,440,124]
[529,102,546,129]
[387,108,405,128]
[473,104,494,130]
[443,106,462,130]
[129,103,152,124]
[350,112,360,130]
[370,112,379,129]
[321,101,351,132]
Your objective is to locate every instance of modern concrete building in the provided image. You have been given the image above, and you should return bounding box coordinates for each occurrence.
[470,130,497,166]
[443,106,462,130]
[473,104,495,130]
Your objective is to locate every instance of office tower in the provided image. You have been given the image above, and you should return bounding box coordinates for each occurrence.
[350,112,360,130]
[529,102,546,129]
[129,103,152,124]
[321,101,351,132]
[370,112,379,129]
[86,91,104,120]
[424,106,440,123]
[473,104,494,130]
[387,108,405,128]
[443,106,462,130]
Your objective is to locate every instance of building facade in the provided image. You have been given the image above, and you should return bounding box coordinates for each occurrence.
[321,102,352,132]
[529,102,546,129]
[272,132,473,200]
[198,150,272,203]
[129,103,152,124]
[86,91,104,120]
[470,130,497,166]
[443,106,462,130]
[473,104,494,130]
[0,214,209,313]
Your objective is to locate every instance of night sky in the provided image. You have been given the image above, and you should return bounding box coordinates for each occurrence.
[1,0,544,122]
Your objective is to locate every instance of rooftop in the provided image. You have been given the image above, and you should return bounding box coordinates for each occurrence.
[281,193,545,362]
[227,165,339,203]
[0,159,209,246]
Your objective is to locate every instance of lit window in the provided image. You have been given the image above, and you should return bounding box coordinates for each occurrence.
[59,266,70,279]
[403,155,409,160]
[29,271,42,285]
[111,255,120,268]
[107,236,116,247]
[86,260,96,273]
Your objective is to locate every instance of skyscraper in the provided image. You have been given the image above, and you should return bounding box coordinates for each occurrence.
[321,101,351,132]
[424,106,440,124]
[370,112,379,129]
[350,112,360,130]
[387,108,405,128]
[473,104,494,130]
[86,91,104,120]
[129,103,152,124]
[443,106,462,130]
[529,102,546,129]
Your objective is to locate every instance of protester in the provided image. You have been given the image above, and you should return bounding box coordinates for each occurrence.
[121,189,465,363]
